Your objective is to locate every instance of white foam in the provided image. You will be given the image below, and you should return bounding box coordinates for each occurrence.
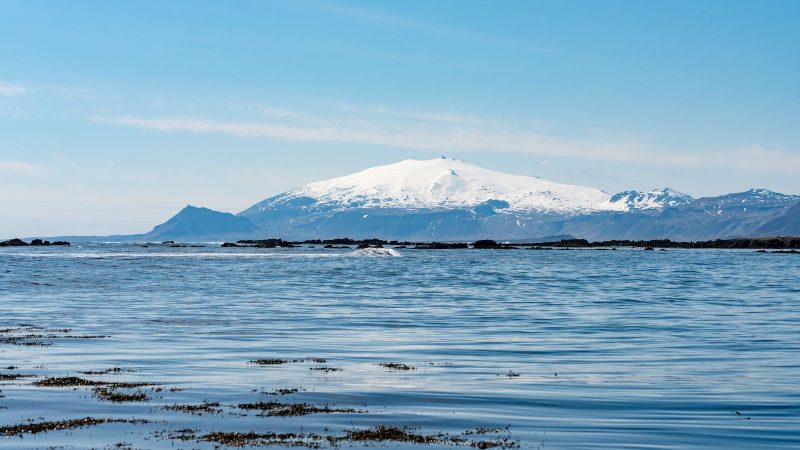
[349,247,402,257]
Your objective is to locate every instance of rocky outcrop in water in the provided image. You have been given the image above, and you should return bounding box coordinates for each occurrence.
[236,239,299,248]
[0,238,70,247]
[471,240,517,249]
[413,242,468,249]
[530,237,800,249]
[0,238,28,246]
[219,236,800,250]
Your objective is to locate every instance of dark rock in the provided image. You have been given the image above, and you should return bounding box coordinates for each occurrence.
[471,240,517,249]
[237,239,299,248]
[413,242,468,249]
[316,238,387,246]
[0,238,68,247]
[0,238,28,247]
[644,247,655,251]
[221,242,240,248]
[530,238,591,248]
[472,240,499,249]
[533,237,800,249]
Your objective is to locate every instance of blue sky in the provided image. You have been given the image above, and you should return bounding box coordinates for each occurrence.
[1,0,799,236]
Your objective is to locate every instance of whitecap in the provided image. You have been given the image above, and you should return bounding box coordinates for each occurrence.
[349,247,401,257]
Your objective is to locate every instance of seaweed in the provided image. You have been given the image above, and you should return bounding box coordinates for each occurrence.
[0,417,148,436]
[249,358,290,365]
[309,367,342,373]
[34,376,156,388]
[377,362,416,371]
[164,401,222,414]
[263,387,302,395]
[237,401,358,417]
[92,387,150,402]
[345,426,446,444]
[200,431,325,447]
[80,367,137,375]
[0,373,37,381]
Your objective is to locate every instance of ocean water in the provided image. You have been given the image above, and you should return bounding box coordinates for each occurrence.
[1,243,799,449]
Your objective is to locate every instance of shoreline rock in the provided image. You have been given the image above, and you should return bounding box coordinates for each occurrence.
[1,238,70,247]
[218,236,800,250]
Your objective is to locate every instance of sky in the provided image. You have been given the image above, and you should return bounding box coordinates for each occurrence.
[1,0,799,237]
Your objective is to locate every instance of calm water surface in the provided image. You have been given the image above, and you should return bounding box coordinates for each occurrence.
[1,244,799,449]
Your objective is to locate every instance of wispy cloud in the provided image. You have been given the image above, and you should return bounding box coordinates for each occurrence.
[0,81,26,96]
[306,1,458,38]
[0,161,41,175]
[92,111,800,174]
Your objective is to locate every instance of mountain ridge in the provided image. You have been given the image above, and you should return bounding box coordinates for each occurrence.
[236,158,799,241]
[19,158,800,242]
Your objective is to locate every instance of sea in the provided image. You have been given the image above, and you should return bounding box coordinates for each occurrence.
[1,243,798,449]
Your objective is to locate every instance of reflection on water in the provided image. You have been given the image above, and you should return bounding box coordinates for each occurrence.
[1,244,799,449]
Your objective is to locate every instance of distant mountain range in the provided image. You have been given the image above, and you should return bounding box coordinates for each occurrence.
[35,158,800,242]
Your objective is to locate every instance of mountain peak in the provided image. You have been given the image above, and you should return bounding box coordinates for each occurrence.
[179,205,205,212]
[745,188,780,196]
[604,187,693,211]
[144,205,260,241]
[246,158,614,214]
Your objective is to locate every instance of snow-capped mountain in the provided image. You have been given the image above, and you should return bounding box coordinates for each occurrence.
[243,157,614,216]
[53,158,796,243]
[603,188,694,211]
[233,158,799,241]
[691,189,798,210]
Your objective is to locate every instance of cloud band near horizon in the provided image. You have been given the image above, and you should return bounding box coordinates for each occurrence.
[92,114,800,174]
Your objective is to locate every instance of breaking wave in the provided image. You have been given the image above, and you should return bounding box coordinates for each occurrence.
[349,247,401,257]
